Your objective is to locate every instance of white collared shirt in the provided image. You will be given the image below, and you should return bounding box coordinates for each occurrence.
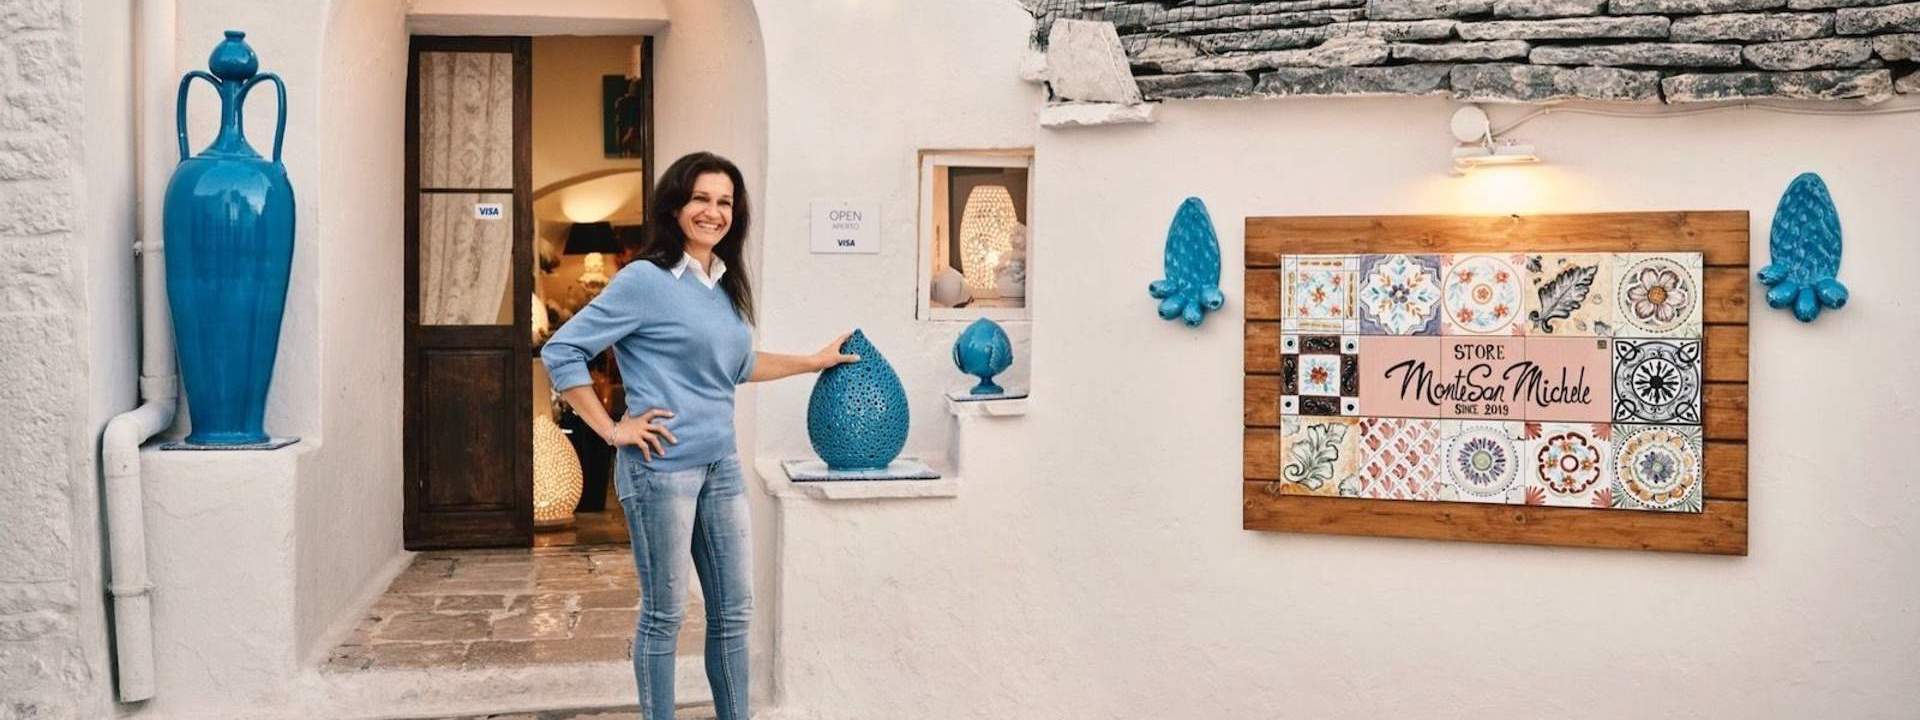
[670,252,727,289]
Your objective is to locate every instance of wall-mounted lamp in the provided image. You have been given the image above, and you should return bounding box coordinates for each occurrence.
[1450,105,1540,175]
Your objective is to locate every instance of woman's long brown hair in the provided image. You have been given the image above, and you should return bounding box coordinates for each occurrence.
[636,151,755,324]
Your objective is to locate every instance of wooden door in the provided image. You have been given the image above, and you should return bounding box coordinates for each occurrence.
[404,37,533,549]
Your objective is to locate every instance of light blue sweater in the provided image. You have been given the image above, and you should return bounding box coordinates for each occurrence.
[541,261,754,472]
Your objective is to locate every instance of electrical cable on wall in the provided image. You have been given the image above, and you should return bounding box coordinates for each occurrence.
[1490,100,1920,137]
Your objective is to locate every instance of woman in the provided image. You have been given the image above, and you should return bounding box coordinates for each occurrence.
[542,151,856,720]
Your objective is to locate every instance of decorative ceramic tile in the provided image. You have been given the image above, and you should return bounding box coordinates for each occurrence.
[1612,339,1702,425]
[1613,253,1703,338]
[1357,335,1442,419]
[1520,337,1613,423]
[1442,254,1527,336]
[1264,250,1713,515]
[1439,337,1526,421]
[1282,255,1359,333]
[1523,254,1614,337]
[1276,416,1363,497]
[1437,420,1526,504]
[1280,334,1360,416]
[1357,254,1443,336]
[1608,424,1704,513]
[1522,422,1613,508]
[1350,417,1443,500]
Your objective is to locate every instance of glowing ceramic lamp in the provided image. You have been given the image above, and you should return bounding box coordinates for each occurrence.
[958,185,1016,294]
[532,413,583,529]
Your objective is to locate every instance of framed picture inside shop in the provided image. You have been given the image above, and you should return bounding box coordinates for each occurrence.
[1242,212,1749,555]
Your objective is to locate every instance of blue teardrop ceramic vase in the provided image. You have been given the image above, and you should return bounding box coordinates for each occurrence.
[163,31,296,445]
[807,330,910,471]
[952,318,1013,395]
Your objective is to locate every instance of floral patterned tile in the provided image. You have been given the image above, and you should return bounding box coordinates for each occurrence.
[1436,420,1526,504]
[1356,254,1443,336]
[1523,254,1614,337]
[1282,255,1359,333]
[1350,417,1443,500]
[1612,339,1702,425]
[1613,253,1703,338]
[1609,424,1705,513]
[1280,334,1361,417]
[1441,253,1527,336]
[1276,416,1363,497]
[1521,422,1613,508]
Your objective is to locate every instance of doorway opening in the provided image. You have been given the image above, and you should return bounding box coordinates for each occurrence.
[345,31,703,678]
[403,34,655,553]
[528,34,655,550]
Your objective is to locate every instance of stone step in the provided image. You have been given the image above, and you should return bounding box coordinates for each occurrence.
[414,704,717,719]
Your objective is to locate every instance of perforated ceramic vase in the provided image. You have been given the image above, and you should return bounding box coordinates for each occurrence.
[806,330,910,470]
[952,318,1013,395]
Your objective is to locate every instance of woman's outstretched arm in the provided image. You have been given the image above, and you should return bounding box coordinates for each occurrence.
[746,331,861,383]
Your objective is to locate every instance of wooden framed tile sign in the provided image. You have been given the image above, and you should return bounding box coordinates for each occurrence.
[1243,212,1749,555]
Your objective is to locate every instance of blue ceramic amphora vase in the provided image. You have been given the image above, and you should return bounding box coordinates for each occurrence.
[806,330,910,471]
[952,318,1013,395]
[164,31,295,445]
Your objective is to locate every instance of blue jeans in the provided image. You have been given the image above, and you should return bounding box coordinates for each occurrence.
[617,451,753,720]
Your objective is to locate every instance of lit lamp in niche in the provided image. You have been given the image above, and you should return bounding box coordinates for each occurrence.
[958,184,1017,296]
[565,221,620,293]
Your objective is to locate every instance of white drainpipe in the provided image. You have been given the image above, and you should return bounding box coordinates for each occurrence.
[100,0,178,703]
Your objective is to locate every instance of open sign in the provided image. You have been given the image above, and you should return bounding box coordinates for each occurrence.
[809,200,878,254]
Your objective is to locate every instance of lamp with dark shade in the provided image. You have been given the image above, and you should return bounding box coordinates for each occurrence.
[564,221,620,255]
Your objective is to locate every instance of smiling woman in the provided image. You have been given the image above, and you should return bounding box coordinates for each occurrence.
[539,151,856,720]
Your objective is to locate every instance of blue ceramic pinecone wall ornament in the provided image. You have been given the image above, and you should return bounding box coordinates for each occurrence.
[952,318,1013,395]
[1759,172,1848,323]
[807,330,910,470]
[1149,197,1225,327]
[164,30,295,445]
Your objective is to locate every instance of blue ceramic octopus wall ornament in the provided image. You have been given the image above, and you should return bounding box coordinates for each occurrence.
[1149,196,1225,327]
[1759,172,1848,323]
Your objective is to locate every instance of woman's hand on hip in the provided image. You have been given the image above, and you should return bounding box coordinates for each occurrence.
[609,408,677,461]
[810,332,862,371]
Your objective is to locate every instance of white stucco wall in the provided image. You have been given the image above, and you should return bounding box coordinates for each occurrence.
[748,0,1043,470]
[747,2,1920,719]
[298,0,410,662]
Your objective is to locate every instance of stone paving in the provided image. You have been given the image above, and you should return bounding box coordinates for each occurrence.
[325,544,703,672]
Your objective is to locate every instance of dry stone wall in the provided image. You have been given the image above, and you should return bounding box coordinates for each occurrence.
[0,0,94,718]
[1025,0,1920,103]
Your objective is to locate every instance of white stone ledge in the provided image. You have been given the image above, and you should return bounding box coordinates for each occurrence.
[1040,101,1158,128]
[945,395,1030,417]
[754,458,960,501]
